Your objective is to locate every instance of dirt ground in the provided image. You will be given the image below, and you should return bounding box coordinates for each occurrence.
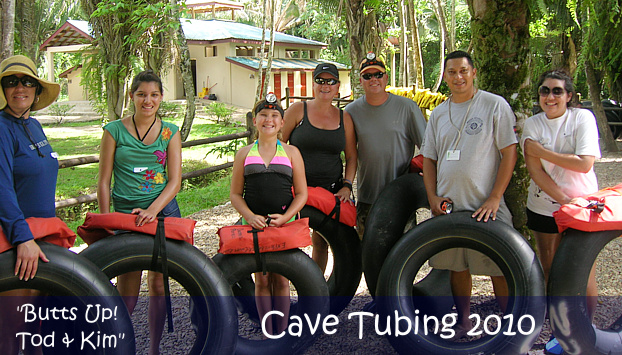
[182,147,622,355]
[56,106,620,354]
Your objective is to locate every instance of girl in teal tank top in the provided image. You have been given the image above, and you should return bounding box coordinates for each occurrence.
[230,94,308,335]
[97,70,182,354]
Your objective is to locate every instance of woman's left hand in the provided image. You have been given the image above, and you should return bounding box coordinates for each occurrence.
[132,208,158,226]
[15,240,49,281]
[335,187,354,205]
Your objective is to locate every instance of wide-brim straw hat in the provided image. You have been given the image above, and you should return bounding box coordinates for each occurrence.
[0,55,60,111]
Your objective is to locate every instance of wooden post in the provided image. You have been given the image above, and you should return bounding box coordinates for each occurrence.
[246,111,255,144]
[285,87,291,109]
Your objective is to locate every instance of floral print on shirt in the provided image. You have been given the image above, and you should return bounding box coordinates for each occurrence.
[162,126,172,141]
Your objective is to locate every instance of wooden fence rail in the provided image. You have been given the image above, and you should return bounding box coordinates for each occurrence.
[55,130,250,209]
[52,99,622,209]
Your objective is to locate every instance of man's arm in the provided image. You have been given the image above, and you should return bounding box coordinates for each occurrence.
[472,143,517,222]
[423,157,451,216]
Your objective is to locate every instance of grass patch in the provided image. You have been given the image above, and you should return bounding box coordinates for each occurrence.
[47,118,240,246]
[178,170,232,217]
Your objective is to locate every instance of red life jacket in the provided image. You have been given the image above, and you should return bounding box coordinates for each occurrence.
[217,217,311,254]
[77,212,196,245]
[0,217,76,253]
[553,183,622,233]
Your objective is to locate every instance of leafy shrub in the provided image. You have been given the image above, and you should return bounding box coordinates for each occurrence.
[48,103,76,124]
[159,101,183,120]
[205,102,235,126]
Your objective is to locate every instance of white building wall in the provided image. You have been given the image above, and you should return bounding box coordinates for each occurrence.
[65,69,88,101]
[230,65,257,109]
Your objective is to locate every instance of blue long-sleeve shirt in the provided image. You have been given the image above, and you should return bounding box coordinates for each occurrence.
[0,111,58,245]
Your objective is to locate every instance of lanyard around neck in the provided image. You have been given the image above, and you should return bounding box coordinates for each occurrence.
[448,91,476,151]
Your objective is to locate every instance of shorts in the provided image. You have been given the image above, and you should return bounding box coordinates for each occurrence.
[429,248,503,277]
[158,198,182,218]
[526,208,559,233]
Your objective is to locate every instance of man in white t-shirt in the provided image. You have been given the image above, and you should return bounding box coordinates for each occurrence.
[421,51,518,338]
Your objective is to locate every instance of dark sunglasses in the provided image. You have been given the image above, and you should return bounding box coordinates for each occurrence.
[314,77,339,86]
[1,75,39,89]
[538,85,565,97]
[361,72,385,80]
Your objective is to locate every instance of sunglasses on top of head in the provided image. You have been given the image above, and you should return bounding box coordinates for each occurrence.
[314,77,339,86]
[361,72,385,80]
[538,85,565,97]
[1,75,39,89]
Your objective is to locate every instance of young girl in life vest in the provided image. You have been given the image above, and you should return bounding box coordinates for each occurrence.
[230,93,308,335]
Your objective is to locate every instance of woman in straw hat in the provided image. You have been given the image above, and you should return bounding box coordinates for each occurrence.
[0,54,60,353]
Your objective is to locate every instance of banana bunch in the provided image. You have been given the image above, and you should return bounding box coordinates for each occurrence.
[386,86,448,112]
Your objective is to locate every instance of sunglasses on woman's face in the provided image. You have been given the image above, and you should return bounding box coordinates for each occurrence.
[314,77,339,86]
[538,85,565,97]
[361,72,385,80]
[1,75,39,89]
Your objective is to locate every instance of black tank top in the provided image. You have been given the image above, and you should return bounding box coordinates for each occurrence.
[289,101,345,191]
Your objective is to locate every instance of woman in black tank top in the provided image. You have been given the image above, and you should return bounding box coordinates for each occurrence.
[282,63,358,273]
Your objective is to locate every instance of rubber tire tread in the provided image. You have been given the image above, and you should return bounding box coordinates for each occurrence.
[214,249,329,355]
[376,212,546,355]
[79,233,237,355]
[0,242,135,354]
[362,173,429,297]
[218,206,361,320]
[548,229,622,355]
[302,206,362,314]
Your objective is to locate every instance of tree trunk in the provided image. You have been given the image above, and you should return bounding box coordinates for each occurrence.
[467,0,531,233]
[82,0,132,121]
[404,1,415,87]
[18,0,37,62]
[431,0,447,92]
[407,0,424,89]
[343,0,380,98]
[449,0,456,52]
[177,22,196,142]
[399,1,408,86]
[262,0,276,99]
[1,0,15,61]
[255,0,268,101]
[586,63,618,153]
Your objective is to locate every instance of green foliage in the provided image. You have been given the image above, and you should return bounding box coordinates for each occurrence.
[581,0,622,100]
[207,139,245,161]
[123,1,182,76]
[158,101,183,121]
[292,0,351,65]
[48,103,76,125]
[205,102,236,126]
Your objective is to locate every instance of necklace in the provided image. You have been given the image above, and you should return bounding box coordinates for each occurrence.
[448,89,477,151]
[132,114,157,142]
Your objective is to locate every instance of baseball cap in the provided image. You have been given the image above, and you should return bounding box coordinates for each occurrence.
[359,52,386,74]
[313,63,339,79]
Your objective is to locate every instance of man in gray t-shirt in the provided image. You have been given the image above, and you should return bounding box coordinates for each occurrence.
[421,51,517,339]
[345,53,427,238]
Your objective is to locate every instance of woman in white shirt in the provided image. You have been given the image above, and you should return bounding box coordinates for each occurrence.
[521,69,600,351]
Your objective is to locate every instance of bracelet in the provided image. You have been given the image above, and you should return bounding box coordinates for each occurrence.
[343,179,353,184]
[343,182,353,191]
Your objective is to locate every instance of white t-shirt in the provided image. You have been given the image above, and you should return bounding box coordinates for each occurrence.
[521,107,601,216]
[421,90,518,225]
